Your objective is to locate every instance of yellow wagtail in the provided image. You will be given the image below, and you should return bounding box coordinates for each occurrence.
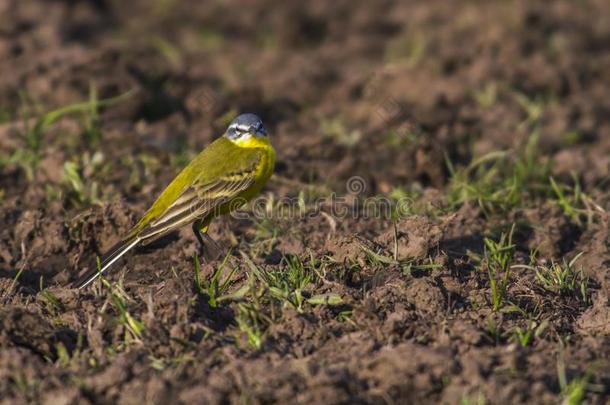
[74,113,275,289]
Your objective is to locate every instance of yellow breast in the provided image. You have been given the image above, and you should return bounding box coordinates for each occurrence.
[235,135,276,184]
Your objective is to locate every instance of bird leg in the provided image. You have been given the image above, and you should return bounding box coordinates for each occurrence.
[192,221,222,261]
[202,233,223,260]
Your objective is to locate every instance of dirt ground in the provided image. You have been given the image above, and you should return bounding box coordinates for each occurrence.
[0,0,609,403]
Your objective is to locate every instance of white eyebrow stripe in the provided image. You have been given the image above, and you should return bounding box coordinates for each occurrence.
[229,123,255,132]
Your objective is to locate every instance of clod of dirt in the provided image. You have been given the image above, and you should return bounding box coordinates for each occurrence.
[519,204,581,258]
[575,213,610,294]
[13,210,40,246]
[275,235,306,256]
[381,305,410,336]
[576,294,610,336]
[0,307,70,359]
[324,235,377,265]
[357,342,458,403]
[405,277,446,314]
[41,387,83,405]
[66,200,137,264]
[450,321,484,346]
[376,215,443,260]
[268,307,321,356]
[439,203,486,255]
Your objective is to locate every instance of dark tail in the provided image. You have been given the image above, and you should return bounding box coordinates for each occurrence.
[73,235,141,289]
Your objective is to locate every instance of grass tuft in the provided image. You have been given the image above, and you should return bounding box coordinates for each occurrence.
[193,251,247,307]
[1,89,134,182]
[249,255,313,313]
[99,274,145,344]
[557,358,601,405]
[446,132,550,215]
[532,253,589,303]
[483,224,516,311]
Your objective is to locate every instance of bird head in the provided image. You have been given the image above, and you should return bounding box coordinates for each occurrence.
[225,113,268,144]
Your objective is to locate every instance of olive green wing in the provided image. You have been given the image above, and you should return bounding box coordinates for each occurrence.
[136,151,261,241]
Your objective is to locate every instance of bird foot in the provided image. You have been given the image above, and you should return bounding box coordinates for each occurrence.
[199,233,225,261]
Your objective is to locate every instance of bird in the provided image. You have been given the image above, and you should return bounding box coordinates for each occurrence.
[73,113,276,289]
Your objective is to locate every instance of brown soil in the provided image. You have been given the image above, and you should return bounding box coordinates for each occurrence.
[0,0,609,403]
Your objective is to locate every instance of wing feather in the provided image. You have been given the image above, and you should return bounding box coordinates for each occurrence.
[137,160,259,241]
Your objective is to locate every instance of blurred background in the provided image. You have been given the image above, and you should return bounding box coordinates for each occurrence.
[1,0,608,204]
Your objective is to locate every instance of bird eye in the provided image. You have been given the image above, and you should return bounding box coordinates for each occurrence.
[225,115,267,141]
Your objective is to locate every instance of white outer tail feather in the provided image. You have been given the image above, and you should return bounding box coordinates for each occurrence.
[76,237,141,289]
